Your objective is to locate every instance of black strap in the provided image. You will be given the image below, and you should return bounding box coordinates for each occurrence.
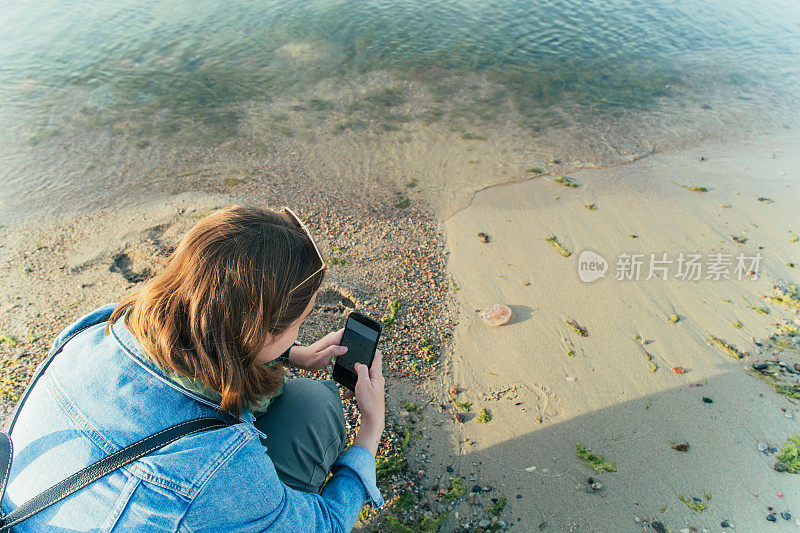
[0,433,11,508]
[0,417,229,531]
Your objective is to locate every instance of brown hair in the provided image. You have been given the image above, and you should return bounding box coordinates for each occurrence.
[106,205,324,416]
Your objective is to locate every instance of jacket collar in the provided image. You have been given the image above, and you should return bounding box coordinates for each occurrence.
[109,315,261,427]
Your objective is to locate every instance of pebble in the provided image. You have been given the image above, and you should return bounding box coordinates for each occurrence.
[702,397,713,403]
[479,304,512,326]
[720,520,731,528]
[753,362,769,371]
[476,232,490,244]
[774,462,787,472]
[478,519,490,528]
[782,512,791,520]
[758,442,768,452]
[651,522,667,533]
[767,514,777,522]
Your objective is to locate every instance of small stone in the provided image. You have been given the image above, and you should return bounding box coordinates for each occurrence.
[446,466,454,473]
[651,522,667,533]
[482,486,492,492]
[472,485,482,493]
[781,512,791,520]
[478,519,490,528]
[774,462,787,472]
[753,362,769,371]
[480,304,512,326]
[769,447,779,454]
[766,514,777,522]
[720,520,730,528]
[591,482,603,491]
[702,397,713,403]
[758,442,769,452]
[477,232,490,244]
[498,521,506,530]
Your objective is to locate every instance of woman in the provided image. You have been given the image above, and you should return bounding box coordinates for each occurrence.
[1,205,385,532]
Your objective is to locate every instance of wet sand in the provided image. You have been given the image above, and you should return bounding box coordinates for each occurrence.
[429,131,800,531]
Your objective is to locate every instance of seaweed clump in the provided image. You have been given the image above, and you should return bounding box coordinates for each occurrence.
[439,477,467,502]
[707,334,746,359]
[776,434,800,474]
[380,299,401,327]
[575,443,616,473]
[544,236,571,257]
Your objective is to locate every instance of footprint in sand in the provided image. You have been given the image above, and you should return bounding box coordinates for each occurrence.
[477,382,561,424]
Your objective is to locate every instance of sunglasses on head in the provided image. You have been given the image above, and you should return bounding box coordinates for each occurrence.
[281,206,326,295]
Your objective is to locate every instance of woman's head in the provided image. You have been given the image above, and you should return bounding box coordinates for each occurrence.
[106,205,325,416]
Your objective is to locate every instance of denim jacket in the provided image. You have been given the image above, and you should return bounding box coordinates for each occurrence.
[1,304,383,532]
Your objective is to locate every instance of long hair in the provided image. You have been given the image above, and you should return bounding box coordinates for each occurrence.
[105,205,324,416]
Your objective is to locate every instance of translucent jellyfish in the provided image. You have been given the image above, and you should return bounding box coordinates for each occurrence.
[480,304,512,326]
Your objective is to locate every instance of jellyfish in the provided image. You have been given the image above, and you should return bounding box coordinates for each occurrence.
[480,304,512,326]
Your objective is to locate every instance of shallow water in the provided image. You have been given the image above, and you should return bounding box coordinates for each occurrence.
[1,0,799,219]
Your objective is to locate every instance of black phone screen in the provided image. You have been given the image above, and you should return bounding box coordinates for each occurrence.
[337,318,379,374]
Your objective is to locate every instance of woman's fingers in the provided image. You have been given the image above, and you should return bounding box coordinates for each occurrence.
[354,362,370,387]
[369,349,383,378]
[319,328,344,347]
[319,344,347,365]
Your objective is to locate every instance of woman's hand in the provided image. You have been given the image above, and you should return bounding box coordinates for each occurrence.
[352,350,385,457]
[288,329,347,371]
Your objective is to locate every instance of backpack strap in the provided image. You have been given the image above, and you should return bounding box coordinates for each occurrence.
[0,417,230,531]
[0,433,11,510]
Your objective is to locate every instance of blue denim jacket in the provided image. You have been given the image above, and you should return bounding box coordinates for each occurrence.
[1,304,383,532]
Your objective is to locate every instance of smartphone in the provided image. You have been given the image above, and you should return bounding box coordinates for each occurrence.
[332,311,381,391]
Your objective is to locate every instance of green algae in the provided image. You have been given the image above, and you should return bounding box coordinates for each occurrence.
[576,443,616,473]
[439,478,467,502]
[777,434,800,473]
[545,236,571,257]
[566,319,588,337]
[708,334,746,359]
[380,299,401,327]
[679,494,707,512]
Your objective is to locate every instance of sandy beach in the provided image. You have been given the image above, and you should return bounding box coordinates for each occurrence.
[418,131,800,531]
